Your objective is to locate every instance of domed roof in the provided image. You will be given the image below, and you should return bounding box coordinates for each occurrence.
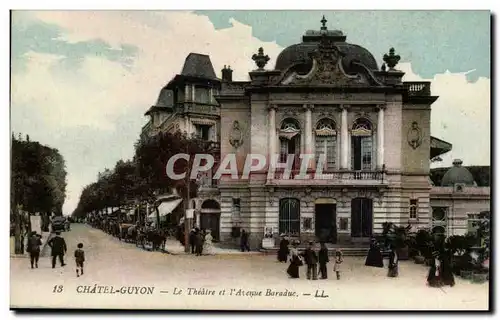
[274,19,378,74]
[441,159,476,187]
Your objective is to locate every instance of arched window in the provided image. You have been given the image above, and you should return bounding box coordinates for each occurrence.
[315,118,337,170]
[431,206,447,238]
[279,198,300,236]
[351,118,373,171]
[279,118,301,165]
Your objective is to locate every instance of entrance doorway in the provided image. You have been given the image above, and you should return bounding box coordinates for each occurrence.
[200,199,221,241]
[350,197,373,239]
[315,200,337,244]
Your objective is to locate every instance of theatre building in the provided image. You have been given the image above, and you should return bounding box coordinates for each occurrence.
[142,18,490,248]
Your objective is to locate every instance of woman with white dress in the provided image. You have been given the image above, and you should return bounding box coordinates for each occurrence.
[203,229,215,255]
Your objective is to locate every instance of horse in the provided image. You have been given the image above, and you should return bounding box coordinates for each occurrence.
[143,229,167,252]
[119,223,135,242]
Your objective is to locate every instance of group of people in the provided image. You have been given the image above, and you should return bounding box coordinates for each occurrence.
[364,238,455,287]
[278,235,456,288]
[25,231,86,277]
[278,235,344,280]
[187,228,214,256]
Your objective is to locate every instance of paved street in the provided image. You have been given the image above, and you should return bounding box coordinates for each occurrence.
[10,224,489,310]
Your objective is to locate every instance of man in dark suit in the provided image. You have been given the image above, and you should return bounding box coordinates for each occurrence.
[303,241,318,280]
[48,232,67,268]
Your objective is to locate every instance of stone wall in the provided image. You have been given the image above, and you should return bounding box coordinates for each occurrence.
[430,186,490,236]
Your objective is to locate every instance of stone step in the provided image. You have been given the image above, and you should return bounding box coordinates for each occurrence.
[259,247,371,257]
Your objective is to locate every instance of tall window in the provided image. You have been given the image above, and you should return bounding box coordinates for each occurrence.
[196,124,211,141]
[409,199,418,220]
[431,207,447,236]
[351,118,373,171]
[279,198,300,236]
[232,198,241,220]
[195,87,210,104]
[315,118,337,170]
[279,118,301,166]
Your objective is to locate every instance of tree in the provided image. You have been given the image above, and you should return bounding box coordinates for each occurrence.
[134,131,216,203]
[10,134,67,252]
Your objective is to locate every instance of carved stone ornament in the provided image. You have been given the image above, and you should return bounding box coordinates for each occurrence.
[286,36,365,86]
[229,120,244,148]
[407,121,422,149]
[252,47,270,70]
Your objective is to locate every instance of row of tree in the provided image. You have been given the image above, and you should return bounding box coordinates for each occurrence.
[71,131,216,219]
[11,134,67,252]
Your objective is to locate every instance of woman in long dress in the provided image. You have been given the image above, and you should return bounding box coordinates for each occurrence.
[286,241,302,278]
[277,234,290,262]
[365,238,384,268]
[427,251,443,287]
[387,245,399,277]
[441,252,455,287]
[203,229,214,255]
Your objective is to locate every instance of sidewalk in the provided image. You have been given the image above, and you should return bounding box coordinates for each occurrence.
[145,239,262,256]
[10,231,52,258]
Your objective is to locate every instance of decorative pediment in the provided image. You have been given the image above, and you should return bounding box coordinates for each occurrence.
[279,126,300,140]
[351,127,372,136]
[278,36,368,87]
[315,127,337,136]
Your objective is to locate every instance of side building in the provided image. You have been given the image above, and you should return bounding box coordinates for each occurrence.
[141,53,222,237]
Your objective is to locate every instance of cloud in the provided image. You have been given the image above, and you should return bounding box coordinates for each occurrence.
[399,63,490,168]
[10,11,490,214]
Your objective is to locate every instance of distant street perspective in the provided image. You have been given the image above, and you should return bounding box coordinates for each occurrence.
[11,223,488,310]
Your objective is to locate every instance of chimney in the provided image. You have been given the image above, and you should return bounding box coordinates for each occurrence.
[221,65,233,82]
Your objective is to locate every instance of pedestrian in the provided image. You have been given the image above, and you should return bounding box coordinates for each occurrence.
[189,228,196,254]
[195,228,204,256]
[318,241,329,279]
[27,231,42,269]
[365,238,384,268]
[441,251,455,287]
[74,243,85,277]
[203,229,214,255]
[427,251,442,287]
[47,231,67,268]
[240,229,250,252]
[303,241,318,280]
[286,240,302,279]
[387,245,399,277]
[277,233,289,262]
[333,249,344,280]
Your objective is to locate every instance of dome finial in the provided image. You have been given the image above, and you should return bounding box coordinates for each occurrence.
[320,15,327,31]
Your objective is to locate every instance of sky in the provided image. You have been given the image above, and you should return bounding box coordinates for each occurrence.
[10,10,491,215]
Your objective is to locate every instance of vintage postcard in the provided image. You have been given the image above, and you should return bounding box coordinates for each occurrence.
[9,10,491,311]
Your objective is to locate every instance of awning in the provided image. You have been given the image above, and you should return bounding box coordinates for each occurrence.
[191,118,215,126]
[148,198,183,219]
[430,136,452,158]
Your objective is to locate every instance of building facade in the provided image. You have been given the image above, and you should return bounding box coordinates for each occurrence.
[142,19,490,248]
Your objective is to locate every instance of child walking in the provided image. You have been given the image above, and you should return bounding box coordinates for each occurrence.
[74,243,85,277]
[334,249,344,280]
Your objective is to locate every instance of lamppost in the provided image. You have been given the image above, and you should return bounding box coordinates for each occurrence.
[184,143,193,253]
